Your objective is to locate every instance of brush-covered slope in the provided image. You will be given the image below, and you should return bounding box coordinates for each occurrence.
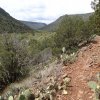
[41,13,93,32]
[0,7,33,33]
[20,21,47,30]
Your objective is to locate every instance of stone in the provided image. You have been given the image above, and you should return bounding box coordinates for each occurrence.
[35,98,40,100]
[96,85,100,89]
[62,74,68,79]
[62,90,68,95]
[63,77,71,84]
[58,85,62,90]
[35,90,40,98]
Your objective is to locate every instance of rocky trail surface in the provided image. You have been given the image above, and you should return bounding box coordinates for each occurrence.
[58,35,100,100]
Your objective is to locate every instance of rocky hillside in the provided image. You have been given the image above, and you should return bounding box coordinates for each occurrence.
[41,13,92,32]
[1,35,100,100]
[0,7,33,33]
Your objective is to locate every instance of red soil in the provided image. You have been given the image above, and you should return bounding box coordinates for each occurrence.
[58,36,100,100]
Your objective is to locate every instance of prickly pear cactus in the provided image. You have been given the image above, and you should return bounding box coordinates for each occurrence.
[88,72,100,100]
[22,89,35,100]
[23,89,31,97]
[88,81,97,91]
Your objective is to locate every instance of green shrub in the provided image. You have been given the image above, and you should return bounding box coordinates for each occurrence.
[0,33,31,92]
[62,53,77,65]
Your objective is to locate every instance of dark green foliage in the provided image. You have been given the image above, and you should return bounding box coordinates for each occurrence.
[53,16,92,55]
[0,33,31,92]
[29,39,41,55]
[0,32,55,92]
[0,7,33,33]
[39,37,55,51]
[91,0,100,34]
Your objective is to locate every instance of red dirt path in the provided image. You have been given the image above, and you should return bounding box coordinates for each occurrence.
[58,36,100,100]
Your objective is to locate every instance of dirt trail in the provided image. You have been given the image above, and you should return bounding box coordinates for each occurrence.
[59,36,100,100]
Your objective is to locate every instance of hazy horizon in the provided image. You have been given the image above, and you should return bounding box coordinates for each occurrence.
[0,0,93,24]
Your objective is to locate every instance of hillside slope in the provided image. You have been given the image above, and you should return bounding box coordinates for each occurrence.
[0,7,33,33]
[20,21,47,30]
[41,13,92,32]
[2,35,100,100]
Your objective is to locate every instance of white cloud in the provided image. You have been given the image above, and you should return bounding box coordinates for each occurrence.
[0,0,93,24]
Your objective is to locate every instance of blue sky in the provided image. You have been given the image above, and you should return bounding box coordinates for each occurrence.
[0,0,93,24]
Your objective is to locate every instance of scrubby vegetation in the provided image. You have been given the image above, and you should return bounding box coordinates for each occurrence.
[0,0,100,99]
[0,33,31,92]
[40,0,100,57]
[0,7,33,33]
[0,32,54,92]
